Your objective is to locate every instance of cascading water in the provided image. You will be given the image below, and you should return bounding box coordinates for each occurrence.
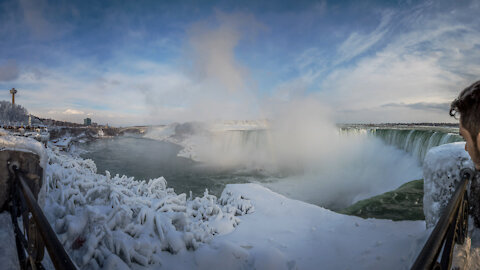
[212,130,270,155]
[140,123,448,209]
[341,127,464,163]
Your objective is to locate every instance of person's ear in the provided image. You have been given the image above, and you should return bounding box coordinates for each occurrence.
[477,132,480,152]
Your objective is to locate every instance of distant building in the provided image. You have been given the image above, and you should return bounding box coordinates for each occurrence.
[84,118,92,126]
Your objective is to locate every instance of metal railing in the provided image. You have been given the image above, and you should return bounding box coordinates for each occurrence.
[9,168,77,270]
[411,168,475,270]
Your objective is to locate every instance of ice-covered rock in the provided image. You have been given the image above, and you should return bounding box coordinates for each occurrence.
[423,142,474,228]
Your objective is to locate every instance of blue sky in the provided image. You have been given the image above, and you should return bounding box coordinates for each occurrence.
[0,0,479,125]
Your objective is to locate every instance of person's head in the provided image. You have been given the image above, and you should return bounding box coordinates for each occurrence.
[450,80,480,169]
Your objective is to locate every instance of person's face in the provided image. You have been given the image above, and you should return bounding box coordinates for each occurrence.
[460,122,480,170]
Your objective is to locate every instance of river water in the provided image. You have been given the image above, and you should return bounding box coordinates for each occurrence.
[80,135,262,197]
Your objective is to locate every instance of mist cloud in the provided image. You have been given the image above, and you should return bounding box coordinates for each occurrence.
[141,11,266,123]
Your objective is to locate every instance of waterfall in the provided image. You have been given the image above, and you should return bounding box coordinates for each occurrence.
[341,127,464,163]
[211,130,270,154]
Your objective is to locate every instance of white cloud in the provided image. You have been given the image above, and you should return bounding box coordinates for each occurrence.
[311,2,480,123]
[63,109,84,115]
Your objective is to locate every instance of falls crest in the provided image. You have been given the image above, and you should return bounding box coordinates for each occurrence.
[341,127,463,163]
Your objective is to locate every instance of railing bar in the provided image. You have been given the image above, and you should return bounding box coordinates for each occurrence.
[15,170,77,270]
[411,173,470,269]
[440,211,459,269]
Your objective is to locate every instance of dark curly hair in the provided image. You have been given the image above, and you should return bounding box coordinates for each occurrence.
[450,80,480,147]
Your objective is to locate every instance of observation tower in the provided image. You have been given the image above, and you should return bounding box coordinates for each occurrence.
[9,88,17,104]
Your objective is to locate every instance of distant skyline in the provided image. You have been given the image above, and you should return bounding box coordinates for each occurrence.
[0,0,479,126]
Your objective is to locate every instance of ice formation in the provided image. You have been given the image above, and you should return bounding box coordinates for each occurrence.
[423,142,474,228]
[43,146,254,269]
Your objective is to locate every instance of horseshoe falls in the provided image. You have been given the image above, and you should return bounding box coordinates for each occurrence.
[83,123,462,212]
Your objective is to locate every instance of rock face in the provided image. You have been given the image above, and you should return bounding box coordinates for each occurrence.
[423,142,474,228]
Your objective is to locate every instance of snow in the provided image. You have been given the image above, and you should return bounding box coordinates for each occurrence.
[51,136,73,150]
[423,142,474,228]
[0,212,20,270]
[204,184,428,270]
[422,142,480,270]
[43,147,251,269]
[0,134,48,169]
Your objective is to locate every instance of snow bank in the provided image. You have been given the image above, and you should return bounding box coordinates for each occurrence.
[43,147,253,269]
[423,142,474,228]
[189,184,428,269]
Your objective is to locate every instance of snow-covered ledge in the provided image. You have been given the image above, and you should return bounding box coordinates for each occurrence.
[0,134,48,208]
[423,142,474,228]
[0,134,48,169]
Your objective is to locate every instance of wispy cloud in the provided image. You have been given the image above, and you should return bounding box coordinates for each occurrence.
[0,60,19,81]
[335,11,393,65]
[18,0,53,38]
[382,102,450,112]
[315,1,480,122]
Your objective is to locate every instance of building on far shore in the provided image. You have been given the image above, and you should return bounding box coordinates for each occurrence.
[84,118,92,126]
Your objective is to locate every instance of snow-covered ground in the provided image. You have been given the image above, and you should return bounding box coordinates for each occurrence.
[0,212,19,270]
[183,184,428,270]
